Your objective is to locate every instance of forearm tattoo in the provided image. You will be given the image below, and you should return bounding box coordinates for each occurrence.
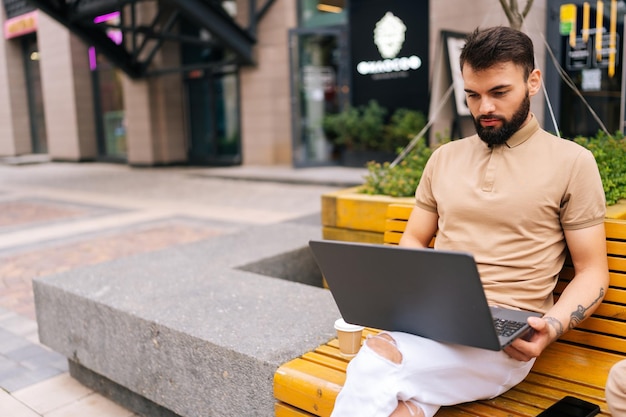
[568,287,604,330]
[545,287,605,337]
[544,316,564,338]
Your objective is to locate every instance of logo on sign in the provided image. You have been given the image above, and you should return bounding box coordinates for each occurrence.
[374,11,406,58]
[357,11,421,76]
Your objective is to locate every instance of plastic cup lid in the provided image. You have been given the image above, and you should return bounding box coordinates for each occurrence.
[334,318,364,332]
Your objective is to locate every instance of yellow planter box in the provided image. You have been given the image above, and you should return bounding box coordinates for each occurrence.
[606,199,626,219]
[321,187,414,244]
[322,189,626,244]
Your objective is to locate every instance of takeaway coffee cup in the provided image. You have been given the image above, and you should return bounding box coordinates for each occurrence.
[334,318,364,357]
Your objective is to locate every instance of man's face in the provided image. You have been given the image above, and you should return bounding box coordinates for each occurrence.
[462,62,534,146]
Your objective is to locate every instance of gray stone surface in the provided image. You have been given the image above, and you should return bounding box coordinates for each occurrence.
[34,220,340,417]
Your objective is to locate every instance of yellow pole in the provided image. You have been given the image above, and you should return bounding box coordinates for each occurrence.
[596,0,604,61]
[560,4,578,47]
[609,0,617,77]
[583,2,590,42]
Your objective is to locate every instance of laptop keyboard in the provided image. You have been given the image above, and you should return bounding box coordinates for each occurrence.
[493,318,525,337]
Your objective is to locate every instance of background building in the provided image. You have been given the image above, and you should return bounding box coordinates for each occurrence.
[1,0,623,168]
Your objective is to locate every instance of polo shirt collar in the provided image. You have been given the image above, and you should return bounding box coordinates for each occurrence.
[505,113,539,148]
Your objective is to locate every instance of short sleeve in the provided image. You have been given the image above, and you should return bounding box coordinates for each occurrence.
[560,148,606,230]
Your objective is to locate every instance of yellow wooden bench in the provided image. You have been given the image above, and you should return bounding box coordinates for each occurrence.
[274,203,626,416]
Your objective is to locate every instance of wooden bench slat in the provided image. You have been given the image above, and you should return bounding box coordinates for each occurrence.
[531,343,620,385]
[434,408,484,416]
[602,287,626,305]
[608,271,626,288]
[609,256,626,273]
[385,219,408,233]
[452,400,539,416]
[274,358,343,416]
[275,402,316,417]
[570,316,626,337]
[517,373,606,402]
[605,219,626,239]
[301,352,348,373]
[383,230,403,245]
[607,240,626,256]
[386,204,414,220]
[559,331,626,354]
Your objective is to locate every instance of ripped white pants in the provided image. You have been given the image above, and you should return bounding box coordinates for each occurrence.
[330,332,535,417]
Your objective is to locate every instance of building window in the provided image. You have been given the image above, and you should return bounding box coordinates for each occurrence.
[299,0,347,28]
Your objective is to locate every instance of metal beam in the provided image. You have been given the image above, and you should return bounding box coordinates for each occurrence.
[24,0,258,78]
[256,0,276,22]
[169,0,255,64]
[26,0,143,77]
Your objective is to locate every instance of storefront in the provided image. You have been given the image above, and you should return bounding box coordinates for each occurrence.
[545,0,626,137]
[6,0,619,169]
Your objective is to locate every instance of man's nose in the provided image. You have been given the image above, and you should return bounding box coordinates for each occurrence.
[479,98,496,114]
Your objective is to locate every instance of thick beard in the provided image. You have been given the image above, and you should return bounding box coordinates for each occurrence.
[473,93,530,147]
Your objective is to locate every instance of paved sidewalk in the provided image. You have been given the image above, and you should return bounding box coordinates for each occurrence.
[0,161,365,416]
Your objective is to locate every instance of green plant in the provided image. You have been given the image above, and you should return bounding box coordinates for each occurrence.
[362,130,626,206]
[384,108,427,153]
[323,100,387,151]
[360,136,438,197]
[323,101,426,153]
[574,131,626,205]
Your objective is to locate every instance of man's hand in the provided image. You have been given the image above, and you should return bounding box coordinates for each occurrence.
[503,316,557,362]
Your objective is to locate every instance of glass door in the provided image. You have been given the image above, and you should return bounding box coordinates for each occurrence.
[22,34,47,154]
[185,69,241,165]
[289,27,349,166]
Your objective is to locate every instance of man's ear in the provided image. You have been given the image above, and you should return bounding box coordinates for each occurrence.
[527,69,542,97]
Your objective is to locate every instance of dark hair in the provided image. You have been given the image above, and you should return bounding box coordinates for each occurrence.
[459,26,535,80]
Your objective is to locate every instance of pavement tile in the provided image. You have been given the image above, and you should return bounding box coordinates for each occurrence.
[0,355,23,373]
[0,363,64,393]
[13,373,92,415]
[45,392,136,417]
[0,328,31,354]
[0,313,38,338]
[0,389,39,417]
[0,200,86,230]
[0,220,223,320]
[5,344,62,366]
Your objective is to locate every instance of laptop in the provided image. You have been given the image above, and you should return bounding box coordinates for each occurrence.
[309,239,542,351]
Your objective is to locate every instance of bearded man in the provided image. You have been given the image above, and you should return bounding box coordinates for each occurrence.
[330,26,609,417]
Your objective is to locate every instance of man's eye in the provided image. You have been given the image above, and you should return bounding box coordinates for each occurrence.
[493,91,507,97]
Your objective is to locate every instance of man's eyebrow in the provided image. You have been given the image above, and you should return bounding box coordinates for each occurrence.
[464,84,512,94]
[488,84,512,92]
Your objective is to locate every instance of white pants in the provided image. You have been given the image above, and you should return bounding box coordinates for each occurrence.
[331,332,535,417]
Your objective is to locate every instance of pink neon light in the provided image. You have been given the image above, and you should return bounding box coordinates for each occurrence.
[89,46,97,70]
[109,30,123,45]
[93,11,120,24]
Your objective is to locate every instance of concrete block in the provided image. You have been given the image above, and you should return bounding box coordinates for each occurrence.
[34,221,340,417]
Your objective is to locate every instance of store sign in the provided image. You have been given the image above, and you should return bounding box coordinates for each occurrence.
[355,12,422,76]
[4,11,38,40]
[350,1,429,114]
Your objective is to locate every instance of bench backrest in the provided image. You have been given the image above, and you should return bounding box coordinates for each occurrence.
[383,203,626,355]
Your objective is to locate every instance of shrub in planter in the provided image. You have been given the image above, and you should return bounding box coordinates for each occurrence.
[362,131,626,206]
[323,100,426,153]
[322,100,386,151]
[383,108,428,153]
[361,136,440,197]
[574,131,626,205]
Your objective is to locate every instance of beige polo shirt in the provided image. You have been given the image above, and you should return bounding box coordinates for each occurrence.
[415,115,606,313]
